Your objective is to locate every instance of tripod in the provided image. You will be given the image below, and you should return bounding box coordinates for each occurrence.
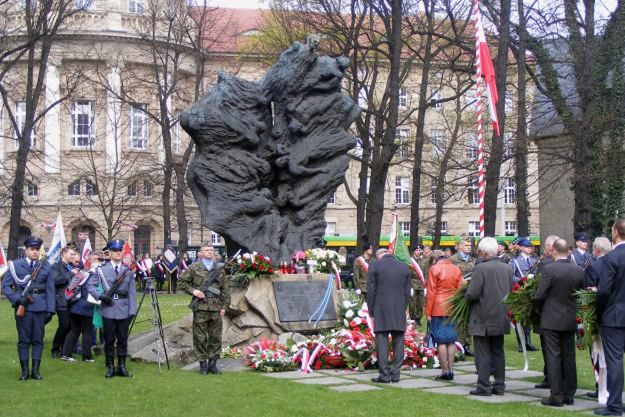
[129,278,170,372]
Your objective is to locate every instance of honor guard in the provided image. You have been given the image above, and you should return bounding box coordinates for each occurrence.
[87,239,136,378]
[409,244,426,326]
[572,232,592,269]
[353,242,374,297]
[497,240,511,264]
[2,237,55,380]
[179,242,230,375]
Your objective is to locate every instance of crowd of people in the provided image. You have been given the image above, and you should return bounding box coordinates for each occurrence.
[358,220,625,416]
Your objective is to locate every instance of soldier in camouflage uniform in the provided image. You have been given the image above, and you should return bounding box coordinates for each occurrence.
[353,243,373,298]
[497,240,512,264]
[179,243,230,375]
[409,244,426,326]
[449,238,476,356]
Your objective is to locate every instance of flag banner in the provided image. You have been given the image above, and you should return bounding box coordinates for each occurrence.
[47,212,67,264]
[121,241,136,271]
[475,3,499,135]
[81,237,93,271]
[388,213,411,266]
[0,241,7,277]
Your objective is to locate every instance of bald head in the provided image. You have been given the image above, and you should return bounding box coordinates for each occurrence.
[553,239,569,258]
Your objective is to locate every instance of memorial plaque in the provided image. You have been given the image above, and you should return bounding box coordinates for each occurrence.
[273,281,337,323]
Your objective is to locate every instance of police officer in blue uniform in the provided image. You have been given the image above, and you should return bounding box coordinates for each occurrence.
[2,237,55,380]
[87,239,136,378]
[572,232,592,269]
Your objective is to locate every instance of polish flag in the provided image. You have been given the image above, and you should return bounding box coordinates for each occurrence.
[121,241,136,271]
[0,241,7,277]
[475,9,500,136]
[81,237,93,271]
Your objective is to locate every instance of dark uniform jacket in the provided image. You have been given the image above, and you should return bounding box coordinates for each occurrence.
[367,254,411,332]
[572,249,592,269]
[50,260,73,311]
[87,261,137,320]
[353,256,373,294]
[533,259,584,331]
[466,257,513,336]
[596,243,625,327]
[2,258,55,313]
[178,260,231,312]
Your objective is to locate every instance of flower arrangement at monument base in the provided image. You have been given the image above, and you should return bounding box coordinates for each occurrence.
[232,252,275,286]
[243,338,296,372]
[306,248,346,274]
[404,323,440,369]
[220,346,243,359]
[338,297,373,335]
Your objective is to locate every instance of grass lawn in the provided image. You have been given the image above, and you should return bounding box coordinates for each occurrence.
[0,294,612,417]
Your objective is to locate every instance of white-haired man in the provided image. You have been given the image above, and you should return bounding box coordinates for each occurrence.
[466,237,514,396]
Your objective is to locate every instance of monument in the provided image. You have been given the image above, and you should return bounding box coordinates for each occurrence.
[181,35,360,263]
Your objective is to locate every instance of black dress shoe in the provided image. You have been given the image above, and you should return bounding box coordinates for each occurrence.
[469,389,491,396]
[491,389,504,396]
[586,391,599,399]
[370,377,390,383]
[463,345,474,357]
[391,378,400,383]
[534,381,550,389]
[563,399,574,405]
[541,399,563,407]
[526,344,539,352]
[594,408,623,416]
[435,373,450,380]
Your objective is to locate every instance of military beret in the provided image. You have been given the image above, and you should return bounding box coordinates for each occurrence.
[410,244,424,252]
[511,237,520,245]
[24,236,43,249]
[496,240,506,246]
[108,239,124,251]
[517,238,532,247]
[362,242,372,251]
[574,232,589,242]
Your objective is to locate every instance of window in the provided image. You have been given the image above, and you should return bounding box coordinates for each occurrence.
[440,221,448,234]
[129,0,144,14]
[395,176,410,204]
[399,221,410,237]
[356,69,368,108]
[26,180,37,197]
[503,177,516,204]
[353,138,364,158]
[503,132,514,159]
[172,111,181,153]
[74,0,92,9]
[325,222,337,236]
[398,88,408,108]
[468,221,481,237]
[467,176,479,204]
[71,101,94,147]
[504,221,517,236]
[395,128,410,159]
[68,179,80,196]
[14,101,35,148]
[465,133,478,160]
[357,87,368,109]
[127,181,137,197]
[129,104,148,149]
[429,129,445,158]
[431,89,443,109]
[430,181,447,204]
[327,193,335,204]
[144,181,153,197]
[86,179,98,196]
[211,232,222,245]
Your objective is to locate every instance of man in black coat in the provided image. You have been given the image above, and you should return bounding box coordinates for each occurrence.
[466,237,513,396]
[50,245,78,357]
[595,219,625,416]
[367,249,411,384]
[533,239,584,407]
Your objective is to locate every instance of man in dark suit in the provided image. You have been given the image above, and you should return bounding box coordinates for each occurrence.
[466,237,513,396]
[367,248,411,384]
[533,239,584,407]
[49,245,77,358]
[595,220,625,416]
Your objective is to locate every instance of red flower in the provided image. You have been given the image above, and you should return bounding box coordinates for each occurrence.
[576,316,582,324]
[239,264,245,269]
[520,277,527,284]
[268,267,273,273]
[512,282,520,292]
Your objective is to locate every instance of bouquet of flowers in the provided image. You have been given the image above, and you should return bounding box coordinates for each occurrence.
[232,252,275,286]
[447,283,470,333]
[306,248,346,274]
[337,297,372,335]
[576,288,598,347]
[334,328,375,371]
[220,346,243,359]
[503,274,540,327]
[291,250,308,267]
[404,324,440,368]
[244,338,296,372]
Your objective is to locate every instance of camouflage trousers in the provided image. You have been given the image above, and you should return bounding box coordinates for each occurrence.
[193,311,223,361]
[408,290,424,323]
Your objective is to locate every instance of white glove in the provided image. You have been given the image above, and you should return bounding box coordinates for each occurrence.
[355,289,361,295]
[410,288,414,297]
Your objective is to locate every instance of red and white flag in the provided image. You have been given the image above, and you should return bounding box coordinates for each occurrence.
[0,241,7,277]
[122,241,136,271]
[475,7,499,136]
[81,237,93,271]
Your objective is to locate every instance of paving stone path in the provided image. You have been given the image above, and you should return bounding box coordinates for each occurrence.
[260,363,608,414]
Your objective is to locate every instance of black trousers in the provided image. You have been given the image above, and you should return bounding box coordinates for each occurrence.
[51,310,71,353]
[62,313,94,359]
[539,333,550,383]
[16,311,46,360]
[474,335,505,393]
[375,330,405,382]
[601,326,625,413]
[542,329,577,403]
[102,317,130,358]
